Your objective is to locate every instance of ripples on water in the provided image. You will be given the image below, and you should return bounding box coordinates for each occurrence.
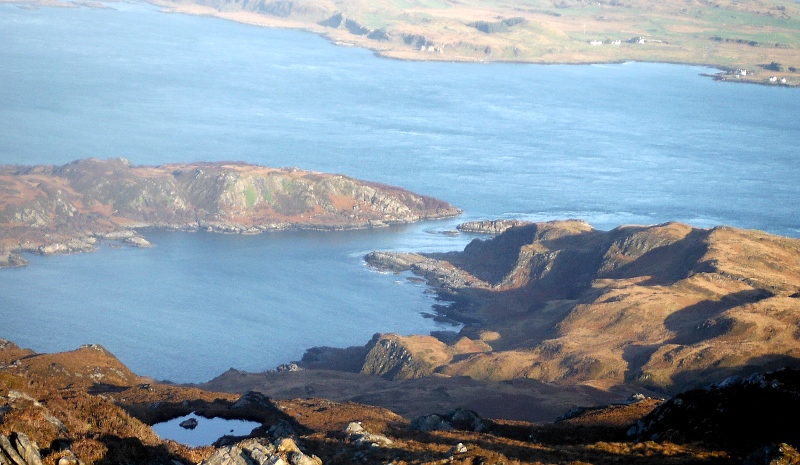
[0,1,798,382]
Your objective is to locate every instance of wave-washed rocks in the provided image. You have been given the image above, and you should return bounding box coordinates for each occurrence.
[455,219,532,235]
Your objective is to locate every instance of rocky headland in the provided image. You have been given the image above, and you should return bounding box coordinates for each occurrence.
[359,220,800,394]
[256,219,800,399]
[0,158,460,268]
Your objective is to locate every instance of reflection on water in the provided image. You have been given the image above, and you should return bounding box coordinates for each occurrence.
[152,413,262,447]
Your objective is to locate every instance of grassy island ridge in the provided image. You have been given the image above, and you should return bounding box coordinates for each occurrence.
[144,0,800,86]
[0,158,460,268]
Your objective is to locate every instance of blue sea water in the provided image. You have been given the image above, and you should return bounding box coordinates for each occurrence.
[0,1,799,382]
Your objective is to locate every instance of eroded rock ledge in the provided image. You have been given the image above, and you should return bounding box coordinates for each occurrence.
[0,158,460,267]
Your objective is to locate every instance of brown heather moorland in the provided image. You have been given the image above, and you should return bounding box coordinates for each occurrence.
[355,220,800,394]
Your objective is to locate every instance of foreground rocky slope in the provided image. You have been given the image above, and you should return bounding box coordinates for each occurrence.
[0,158,459,267]
[6,339,798,464]
[357,220,800,395]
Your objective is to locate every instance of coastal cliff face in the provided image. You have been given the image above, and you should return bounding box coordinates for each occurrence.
[364,220,800,394]
[0,158,460,267]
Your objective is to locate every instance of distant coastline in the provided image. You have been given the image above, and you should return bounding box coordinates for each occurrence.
[146,0,800,87]
[5,0,798,86]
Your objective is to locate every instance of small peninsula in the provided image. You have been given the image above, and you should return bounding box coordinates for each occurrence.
[0,158,460,267]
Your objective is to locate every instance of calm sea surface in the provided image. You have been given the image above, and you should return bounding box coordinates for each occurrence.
[1,1,799,382]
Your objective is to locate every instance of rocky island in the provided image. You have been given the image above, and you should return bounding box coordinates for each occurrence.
[0,158,460,268]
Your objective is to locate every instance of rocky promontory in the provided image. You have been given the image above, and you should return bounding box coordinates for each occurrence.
[0,158,460,267]
[362,220,800,395]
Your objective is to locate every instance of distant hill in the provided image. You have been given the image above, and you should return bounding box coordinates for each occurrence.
[359,220,800,395]
[0,158,460,267]
[149,0,800,86]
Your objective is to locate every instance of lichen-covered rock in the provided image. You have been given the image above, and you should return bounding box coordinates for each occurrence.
[343,422,393,448]
[0,434,27,465]
[201,438,321,465]
[13,434,42,465]
[0,433,43,465]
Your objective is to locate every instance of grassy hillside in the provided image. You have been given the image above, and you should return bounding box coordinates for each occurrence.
[363,220,800,394]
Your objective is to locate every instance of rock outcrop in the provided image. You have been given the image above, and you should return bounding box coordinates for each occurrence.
[201,438,321,465]
[410,408,490,433]
[0,158,460,267]
[297,333,492,381]
[342,421,393,447]
[1,433,42,465]
[631,368,800,453]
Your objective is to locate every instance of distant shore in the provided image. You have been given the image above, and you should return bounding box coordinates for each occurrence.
[5,0,798,86]
[146,0,800,88]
